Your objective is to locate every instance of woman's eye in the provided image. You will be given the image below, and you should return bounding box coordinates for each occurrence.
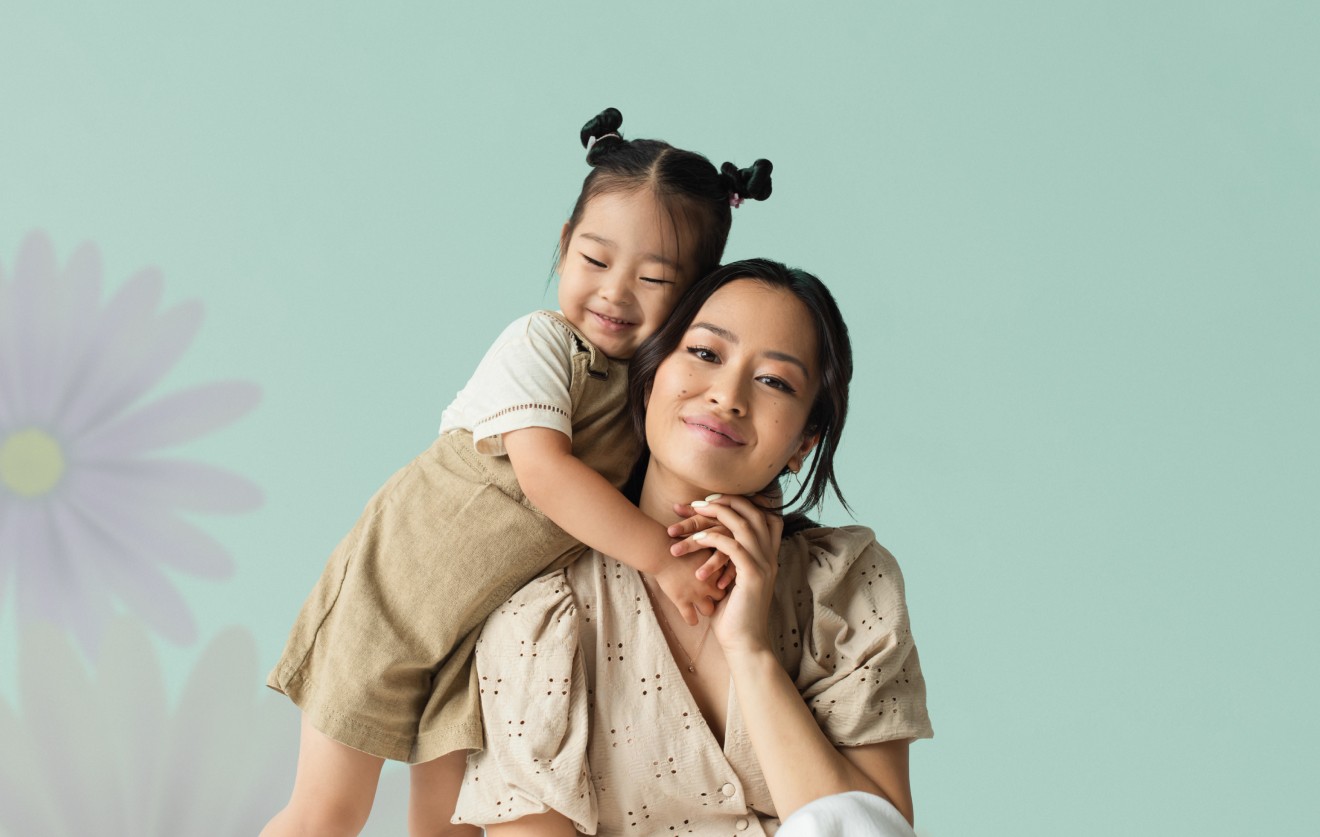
[758,375,797,394]
[686,346,719,363]
[582,254,606,268]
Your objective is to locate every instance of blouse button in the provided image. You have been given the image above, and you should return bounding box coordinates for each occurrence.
[735,817,749,830]
[720,783,736,797]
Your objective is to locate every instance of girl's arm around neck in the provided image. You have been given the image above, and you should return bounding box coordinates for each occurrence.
[502,426,721,624]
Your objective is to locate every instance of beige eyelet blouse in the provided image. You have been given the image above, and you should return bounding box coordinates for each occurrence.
[453,525,933,835]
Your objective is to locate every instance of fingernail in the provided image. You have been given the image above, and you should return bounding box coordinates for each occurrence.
[691,500,710,508]
[705,494,723,501]
[693,531,708,541]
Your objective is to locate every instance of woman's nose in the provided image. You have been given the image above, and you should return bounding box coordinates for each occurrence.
[706,370,748,416]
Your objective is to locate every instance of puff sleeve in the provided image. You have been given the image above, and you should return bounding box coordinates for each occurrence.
[452,571,597,833]
[774,526,934,747]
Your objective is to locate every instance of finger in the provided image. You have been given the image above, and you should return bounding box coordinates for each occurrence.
[698,494,773,540]
[694,549,729,581]
[683,529,764,582]
[688,502,768,559]
[671,526,731,557]
[677,599,699,627]
[671,502,697,519]
[694,596,716,618]
[717,561,737,590]
[667,514,721,539]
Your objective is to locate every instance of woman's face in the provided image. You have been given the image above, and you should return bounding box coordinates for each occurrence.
[644,279,820,497]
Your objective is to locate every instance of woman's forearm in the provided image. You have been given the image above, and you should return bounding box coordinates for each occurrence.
[726,646,885,819]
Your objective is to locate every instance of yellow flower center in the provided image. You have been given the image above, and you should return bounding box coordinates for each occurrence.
[0,428,66,497]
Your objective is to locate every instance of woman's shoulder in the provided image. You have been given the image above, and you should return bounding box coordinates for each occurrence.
[779,524,900,576]
[773,524,912,637]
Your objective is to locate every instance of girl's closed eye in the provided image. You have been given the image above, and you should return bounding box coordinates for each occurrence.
[640,276,675,286]
[582,253,607,268]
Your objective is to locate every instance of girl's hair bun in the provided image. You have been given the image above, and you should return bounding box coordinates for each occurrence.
[580,107,625,157]
[720,159,774,202]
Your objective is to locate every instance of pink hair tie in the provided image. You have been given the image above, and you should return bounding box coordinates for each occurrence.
[586,133,620,154]
[728,192,744,209]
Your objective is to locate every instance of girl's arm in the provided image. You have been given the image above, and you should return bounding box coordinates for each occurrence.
[503,426,722,624]
[677,497,916,824]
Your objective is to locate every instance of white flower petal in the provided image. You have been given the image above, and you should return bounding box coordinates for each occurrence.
[6,231,62,425]
[0,690,63,835]
[45,241,107,422]
[12,503,68,627]
[71,458,264,514]
[96,616,169,829]
[61,481,234,579]
[19,623,117,836]
[152,628,296,833]
[64,298,206,440]
[78,380,261,457]
[0,255,24,428]
[45,498,129,655]
[54,266,167,434]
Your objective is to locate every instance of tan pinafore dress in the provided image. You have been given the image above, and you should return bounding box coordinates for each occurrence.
[267,312,637,763]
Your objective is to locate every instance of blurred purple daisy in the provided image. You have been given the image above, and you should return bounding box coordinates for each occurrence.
[0,231,261,653]
[0,619,410,836]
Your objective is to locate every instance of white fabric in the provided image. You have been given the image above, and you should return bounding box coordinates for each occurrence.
[775,792,917,837]
[437,311,576,455]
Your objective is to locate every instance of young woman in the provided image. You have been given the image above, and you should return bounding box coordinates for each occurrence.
[454,259,934,837]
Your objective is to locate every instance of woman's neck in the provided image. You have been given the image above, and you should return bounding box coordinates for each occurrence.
[637,462,713,529]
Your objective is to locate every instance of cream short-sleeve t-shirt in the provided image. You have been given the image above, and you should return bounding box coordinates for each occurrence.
[438,311,577,455]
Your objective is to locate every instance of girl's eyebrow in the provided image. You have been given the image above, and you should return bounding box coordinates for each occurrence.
[689,322,812,379]
[578,232,679,270]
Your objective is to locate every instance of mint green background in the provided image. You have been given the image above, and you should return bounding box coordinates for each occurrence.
[2,1,1317,834]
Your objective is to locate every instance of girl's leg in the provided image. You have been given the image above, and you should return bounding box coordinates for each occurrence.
[407,750,481,837]
[260,714,385,837]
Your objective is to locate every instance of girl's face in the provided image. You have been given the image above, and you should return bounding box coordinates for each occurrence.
[557,188,695,359]
[644,279,820,497]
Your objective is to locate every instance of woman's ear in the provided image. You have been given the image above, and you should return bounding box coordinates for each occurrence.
[787,433,819,474]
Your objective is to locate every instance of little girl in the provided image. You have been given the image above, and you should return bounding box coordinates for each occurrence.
[261,108,774,836]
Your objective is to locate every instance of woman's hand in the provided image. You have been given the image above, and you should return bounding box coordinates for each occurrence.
[671,494,783,656]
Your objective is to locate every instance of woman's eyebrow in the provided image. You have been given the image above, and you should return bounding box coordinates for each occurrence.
[690,323,811,379]
[578,232,679,270]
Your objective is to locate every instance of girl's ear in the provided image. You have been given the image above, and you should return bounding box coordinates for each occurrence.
[558,222,571,261]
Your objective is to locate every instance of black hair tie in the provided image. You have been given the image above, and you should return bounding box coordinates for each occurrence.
[720,159,774,206]
[580,108,624,160]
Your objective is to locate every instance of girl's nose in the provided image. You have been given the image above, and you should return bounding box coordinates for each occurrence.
[597,269,631,303]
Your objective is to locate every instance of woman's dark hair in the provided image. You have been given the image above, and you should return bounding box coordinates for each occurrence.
[626,258,854,529]
[560,108,773,281]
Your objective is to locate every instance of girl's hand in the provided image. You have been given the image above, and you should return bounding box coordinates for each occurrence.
[671,494,783,656]
[651,552,725,626]
[669,501,737,589]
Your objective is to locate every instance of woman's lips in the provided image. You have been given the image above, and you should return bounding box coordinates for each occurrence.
[589,310,636,333]
[682,415,746,447]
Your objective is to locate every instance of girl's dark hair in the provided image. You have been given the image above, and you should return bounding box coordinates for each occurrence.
[561,108,773,281]
[626,258,854,530]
